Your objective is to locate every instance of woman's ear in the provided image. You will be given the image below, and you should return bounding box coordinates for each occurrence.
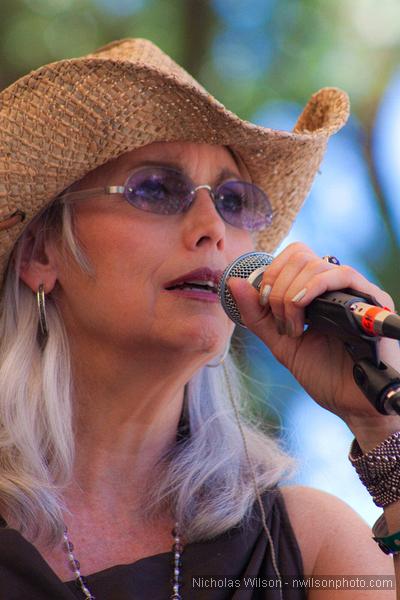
[18,225,58,294]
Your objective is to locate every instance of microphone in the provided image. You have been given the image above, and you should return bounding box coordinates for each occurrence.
[218,251,400,341]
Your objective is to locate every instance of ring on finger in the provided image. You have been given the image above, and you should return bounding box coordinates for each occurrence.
[322,255,341,265]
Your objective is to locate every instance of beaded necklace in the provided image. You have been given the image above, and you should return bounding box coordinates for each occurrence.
[62,521,183,600]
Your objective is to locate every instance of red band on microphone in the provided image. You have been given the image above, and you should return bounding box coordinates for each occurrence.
[361,307,389,335]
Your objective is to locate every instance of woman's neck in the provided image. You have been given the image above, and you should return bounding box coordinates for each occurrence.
[65,342,198,510]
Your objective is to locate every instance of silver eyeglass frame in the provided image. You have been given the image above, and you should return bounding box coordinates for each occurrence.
[57,166,272,231]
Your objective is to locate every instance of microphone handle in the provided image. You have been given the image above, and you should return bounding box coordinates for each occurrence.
[284,291,400,342]
[304,291,365,339]
[382,314,400,340]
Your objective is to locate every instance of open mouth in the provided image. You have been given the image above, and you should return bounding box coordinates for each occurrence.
[164,268,223,298]
[165,280,218,294]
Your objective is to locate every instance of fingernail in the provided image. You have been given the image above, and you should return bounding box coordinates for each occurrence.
[276,317,286,335]
[291,288,307,303]
[286,319,295,337]
[259,284,271,306]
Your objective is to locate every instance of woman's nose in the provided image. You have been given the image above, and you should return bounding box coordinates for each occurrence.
[181,186,226,251]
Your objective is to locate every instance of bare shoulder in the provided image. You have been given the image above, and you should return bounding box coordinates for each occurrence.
[280,485,395,599]
[279,484,358,574]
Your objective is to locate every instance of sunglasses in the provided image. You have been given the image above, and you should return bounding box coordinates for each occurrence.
[59,165,273,232]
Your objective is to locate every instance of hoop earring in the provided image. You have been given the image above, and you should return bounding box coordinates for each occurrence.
[36,284,49,349]
[206,343,230,368]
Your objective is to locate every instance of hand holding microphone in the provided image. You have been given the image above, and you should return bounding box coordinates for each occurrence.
[218,243,400,426]
[219,250,400,340]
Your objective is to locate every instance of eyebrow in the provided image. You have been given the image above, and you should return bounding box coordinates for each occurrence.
[122,160,242,185]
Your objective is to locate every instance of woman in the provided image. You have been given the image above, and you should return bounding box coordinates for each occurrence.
[0,38,398,599]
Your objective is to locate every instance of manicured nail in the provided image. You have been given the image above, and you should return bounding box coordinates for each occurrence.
[276,317,286,335]
[291,288,307,303]
[259,284,272,306]
[286,319,295,337]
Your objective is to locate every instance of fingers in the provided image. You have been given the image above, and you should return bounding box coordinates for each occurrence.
[256,242,330,337]
[283,264,371,337]
[227,276,283,349]
[263,253,333,337]
[227,277,270,327]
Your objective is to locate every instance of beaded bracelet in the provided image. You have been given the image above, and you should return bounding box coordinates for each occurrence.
[348,431,400,507]
[349,431,400,555]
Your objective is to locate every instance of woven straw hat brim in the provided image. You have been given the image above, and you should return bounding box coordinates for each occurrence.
[0,38,350,290]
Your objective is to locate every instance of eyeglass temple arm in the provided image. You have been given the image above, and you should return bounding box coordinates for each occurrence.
[58,186,126,203]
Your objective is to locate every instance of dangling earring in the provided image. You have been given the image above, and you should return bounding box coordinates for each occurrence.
[36,283,49,349]
[206,343,230,368]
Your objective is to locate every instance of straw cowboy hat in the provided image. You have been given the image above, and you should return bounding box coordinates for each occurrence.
[0,38,349,289]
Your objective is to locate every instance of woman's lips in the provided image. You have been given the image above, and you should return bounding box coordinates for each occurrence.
[163,267,223,303]
[164,267,223,289]
[163,286,220,303]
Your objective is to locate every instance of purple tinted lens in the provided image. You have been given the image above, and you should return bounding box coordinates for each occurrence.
[215,181,272,231]
[125,167,192,214]
[124,167,272,231]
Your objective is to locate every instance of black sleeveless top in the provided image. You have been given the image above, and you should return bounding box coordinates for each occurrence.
[0,487,306,599]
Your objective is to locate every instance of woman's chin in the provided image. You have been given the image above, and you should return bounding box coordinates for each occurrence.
[157,317,231,357]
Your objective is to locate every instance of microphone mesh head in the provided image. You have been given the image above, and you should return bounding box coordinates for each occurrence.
[218,251,273,326]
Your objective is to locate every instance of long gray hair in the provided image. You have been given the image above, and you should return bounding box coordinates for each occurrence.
[0,200,295,547]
